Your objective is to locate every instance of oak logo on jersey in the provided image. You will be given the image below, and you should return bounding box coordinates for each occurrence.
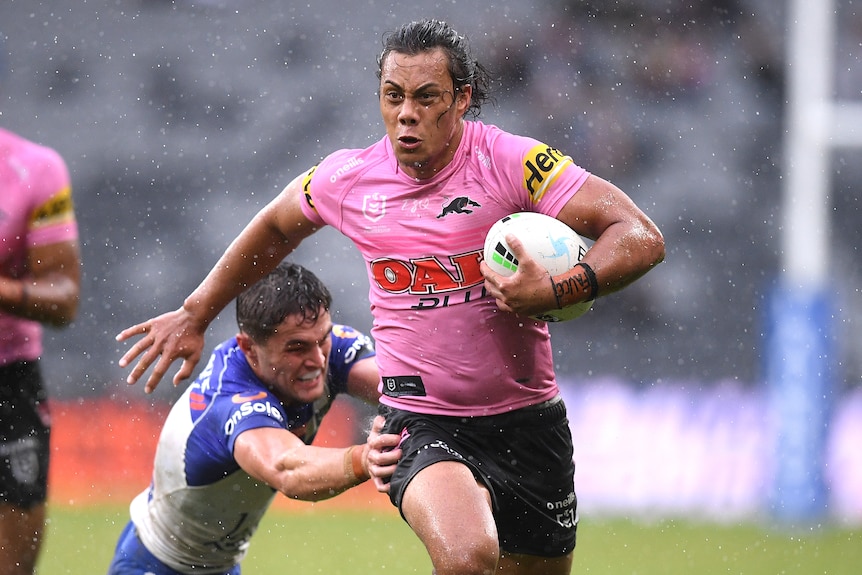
[436,196,481,218]
[370,251,487,310]
[523,144,573,203]
[371,251,484,294]
[301,165,318,211]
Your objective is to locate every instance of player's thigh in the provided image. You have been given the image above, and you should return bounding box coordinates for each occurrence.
[401,461,498,561]
[497,550,573,575]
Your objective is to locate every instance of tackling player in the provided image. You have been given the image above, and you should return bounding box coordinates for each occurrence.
[107,261,401,575]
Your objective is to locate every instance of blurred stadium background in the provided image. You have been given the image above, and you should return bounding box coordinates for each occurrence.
[2,0,861,532]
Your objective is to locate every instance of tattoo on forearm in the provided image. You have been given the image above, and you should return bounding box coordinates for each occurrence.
[552,274,590,307]
[551,262,598,308]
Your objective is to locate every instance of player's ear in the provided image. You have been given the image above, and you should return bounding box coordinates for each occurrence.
[456,84,472,114]
[236,333,257,363]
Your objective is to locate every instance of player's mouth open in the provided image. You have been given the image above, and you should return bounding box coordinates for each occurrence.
[398,136,421,149]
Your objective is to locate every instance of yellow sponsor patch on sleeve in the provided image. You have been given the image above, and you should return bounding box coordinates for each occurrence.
[301,165,318,211]
[29,186,75,228]
[522,144,573,203]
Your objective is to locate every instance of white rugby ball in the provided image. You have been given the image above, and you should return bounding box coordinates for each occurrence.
[483,212,593,322]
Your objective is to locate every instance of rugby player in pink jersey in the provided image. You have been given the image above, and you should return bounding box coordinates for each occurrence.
[0,126,81,575]
[117,19,664,575]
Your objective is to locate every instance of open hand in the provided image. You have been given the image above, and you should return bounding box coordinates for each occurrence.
[116,306,207,393]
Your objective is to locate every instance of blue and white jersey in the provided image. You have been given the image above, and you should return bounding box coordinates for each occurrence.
[130,325,375,573]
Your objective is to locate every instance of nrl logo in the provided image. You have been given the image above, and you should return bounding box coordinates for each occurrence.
[363,192,387,222]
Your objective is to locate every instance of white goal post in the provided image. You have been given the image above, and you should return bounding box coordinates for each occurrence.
[783,0,862,281]
[769,0,860,523]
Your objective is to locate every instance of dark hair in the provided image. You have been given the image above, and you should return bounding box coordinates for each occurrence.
[377,19,492,118]
[236,261,332,343]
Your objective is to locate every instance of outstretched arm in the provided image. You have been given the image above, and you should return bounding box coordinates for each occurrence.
[234,416,402,501]
[116,174,319,393]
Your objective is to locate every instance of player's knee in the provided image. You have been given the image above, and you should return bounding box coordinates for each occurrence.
[432,538,499,575]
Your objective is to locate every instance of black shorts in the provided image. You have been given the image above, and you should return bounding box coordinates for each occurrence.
[378,395,577,557]
[0,361,51,508]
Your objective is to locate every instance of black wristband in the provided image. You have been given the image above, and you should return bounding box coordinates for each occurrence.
[576,262,599,301]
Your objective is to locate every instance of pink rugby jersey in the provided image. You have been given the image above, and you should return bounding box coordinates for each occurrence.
[300,120,590,416]
[0,128,78,365]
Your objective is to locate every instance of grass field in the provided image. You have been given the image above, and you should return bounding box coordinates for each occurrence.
[38,503,862,574]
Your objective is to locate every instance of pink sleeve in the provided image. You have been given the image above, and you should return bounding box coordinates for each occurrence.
[298,164,328,227]
[27,146,78,247]
[297,148,372,228]
[486,127,591,217]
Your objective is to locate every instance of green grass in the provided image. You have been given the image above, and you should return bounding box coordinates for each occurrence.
[39,504,862,574]
[39,504,432,574]
[575,517,861,574]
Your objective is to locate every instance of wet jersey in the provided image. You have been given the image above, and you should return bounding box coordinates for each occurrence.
[300,120,590,416]
[130,325,374,573]
[0,128,78,365]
